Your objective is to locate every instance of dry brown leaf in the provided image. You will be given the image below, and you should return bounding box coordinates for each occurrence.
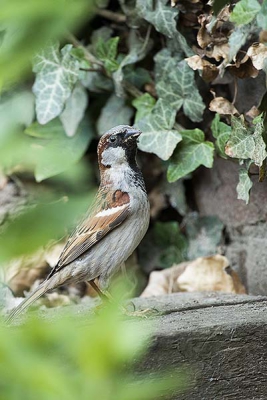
[246,106,260,119]
[141,255,246,297]
[2,242,65,296]
[2,249,49,296]
[185,55,219,81]
[228,58,259,79]
[141,263,188,298]
[209,96,238,115]
[177,255,246,294]
[206,43,230,61]
[247,43,267,70]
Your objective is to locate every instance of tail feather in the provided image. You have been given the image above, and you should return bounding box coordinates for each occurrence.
[6,281,51,324]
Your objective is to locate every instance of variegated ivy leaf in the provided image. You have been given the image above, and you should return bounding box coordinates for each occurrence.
[237,161,253,204]
[167,129,214,182]
[132,93,156,122]
[225,115,267,167]
[155,54,205,122]
[33,43,79,124]
[136,0,192,56]
[97,94,134,136]
[60,83,88,137]
[137,99,182,161]
[211,114,231,158]
[113,30,152,97]
[136,0,178,38]
[230,0,261,25]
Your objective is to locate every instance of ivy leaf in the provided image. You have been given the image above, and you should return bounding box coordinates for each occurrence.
[96,94,134,136]
[132,93,156,122]
[136,0,179,38]
[228,24,254,62]
[211,114,231,158]
[230,0,261,25]
[139,221,188,270]
[237,162,253,204]
[60,83,88,137]
[225,115,267,167]
[137,99,182,161]
[95,37,120,74]
[257,0,267,29]
[25,118,92,181]
[136,0,192,56]
[33,43,79,125]
[167,129,214,182]
[156,57,205,122]
[113,30,152,97]
[123,66,151,89]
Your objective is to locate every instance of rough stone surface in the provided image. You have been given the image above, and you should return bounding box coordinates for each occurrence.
[135,293,267,400]
[193,157,267,295]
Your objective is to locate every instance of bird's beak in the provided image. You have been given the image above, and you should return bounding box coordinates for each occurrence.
[124,128,142,139]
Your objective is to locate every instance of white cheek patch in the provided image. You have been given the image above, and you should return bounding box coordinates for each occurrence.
[101,147,126,166]
[96,205,126,217]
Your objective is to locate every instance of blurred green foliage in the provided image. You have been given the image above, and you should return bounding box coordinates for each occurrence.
[0,286,185,400]
[0,0,91,87]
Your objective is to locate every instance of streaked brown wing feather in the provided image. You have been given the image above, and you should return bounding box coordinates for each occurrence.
[49,189,130,276]
[58,206,129,266]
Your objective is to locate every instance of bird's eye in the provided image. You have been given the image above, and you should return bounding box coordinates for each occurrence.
[109,136,116,143]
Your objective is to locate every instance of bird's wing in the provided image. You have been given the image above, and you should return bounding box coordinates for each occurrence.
[49,189,130,276]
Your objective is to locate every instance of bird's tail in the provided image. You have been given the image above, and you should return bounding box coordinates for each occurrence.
[5,276,58,324]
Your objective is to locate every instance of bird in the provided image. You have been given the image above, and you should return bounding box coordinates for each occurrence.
[6,125,150,322]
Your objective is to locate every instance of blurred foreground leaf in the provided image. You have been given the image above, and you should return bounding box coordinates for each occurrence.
[0,285,186,400]
[25,118,93,181]
[0,0,91,87]
[0,194,93,263]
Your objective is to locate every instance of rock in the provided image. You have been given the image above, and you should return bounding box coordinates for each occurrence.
[193,157,267,295]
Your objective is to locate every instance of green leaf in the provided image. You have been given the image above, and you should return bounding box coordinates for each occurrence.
[237,162,253,204]
[225,115,267,166]
[139,221,188,270]
[25,118,92,181]
[155,56,205,122]
[113,30,152,97]
[124,66,151,89]
[33,43,79,124]
[137,99,182,161]
[186,214,224,259]
[60,83,88,137]
[136,0,179,38]
[82,71,113,93]
[257,0,267,29]
[230,0,261,25]
[132,93,156,122]
[228,24,255,62]
[211,114,231,158]
[167,129,214,182]
[97,94,134,136]
[95,37,120,74]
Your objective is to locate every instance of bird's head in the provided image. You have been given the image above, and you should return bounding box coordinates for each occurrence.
[97,125,141,170]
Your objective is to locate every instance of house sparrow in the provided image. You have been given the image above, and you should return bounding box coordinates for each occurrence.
[7,125,150,322]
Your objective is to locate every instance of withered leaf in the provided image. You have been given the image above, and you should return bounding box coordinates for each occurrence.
[141,255,246,297]
[247,43,267,70]
[209,96,239,115]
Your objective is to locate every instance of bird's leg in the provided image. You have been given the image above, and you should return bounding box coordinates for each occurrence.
[88,279,109,301]
[89,279,154,318]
